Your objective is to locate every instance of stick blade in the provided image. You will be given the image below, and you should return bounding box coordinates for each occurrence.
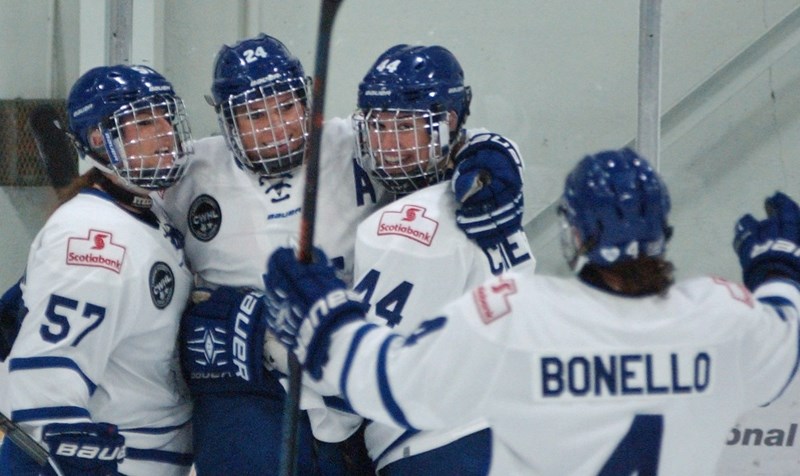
[28,104,78,189]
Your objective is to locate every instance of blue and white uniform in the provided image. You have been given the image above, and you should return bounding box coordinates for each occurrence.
[155,117,386,459]
[320,274,800,475]
[353,129,535,472]
[2,189,193,476]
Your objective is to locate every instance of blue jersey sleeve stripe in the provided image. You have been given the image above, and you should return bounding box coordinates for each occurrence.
[757,295,796,321]
[322,395,356,414]
[122,418,191,434]
[11,406,90,423]
[340,323,379,404]
[377,334,416,430]
[765,318,800,406]
[125,447,194,466]
[9,356,97,395]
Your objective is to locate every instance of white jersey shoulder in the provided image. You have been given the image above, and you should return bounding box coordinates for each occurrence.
[156,117,384,290]
[355,182,499,327]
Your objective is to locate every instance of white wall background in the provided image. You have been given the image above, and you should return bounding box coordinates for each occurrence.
[3,0,800,286]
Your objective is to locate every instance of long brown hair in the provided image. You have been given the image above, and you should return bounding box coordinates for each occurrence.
[580,256,675,297]
[54,168,103,207]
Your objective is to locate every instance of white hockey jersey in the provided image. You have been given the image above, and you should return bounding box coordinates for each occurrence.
[156,116,386,291]
[154,117,386,441]
[321,274,800,475]
[7,189,193,476]
[352,129,535,469]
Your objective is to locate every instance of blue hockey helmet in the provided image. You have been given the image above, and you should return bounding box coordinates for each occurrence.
[67,64,193,191]
[356,44,471,128]
[558,148,672,270]
[210,33,309,176]
[354,44,472,194]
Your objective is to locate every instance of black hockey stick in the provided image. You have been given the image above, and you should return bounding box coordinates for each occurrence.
[28,104,79,200]
[0,411,65,476]
[282,1,344,475]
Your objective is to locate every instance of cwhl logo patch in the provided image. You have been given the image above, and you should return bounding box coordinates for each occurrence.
[149,262,175,309]
[473,276,517,324]
[377,204,438,246]
[188,194,222,242]
[67,229,126,273]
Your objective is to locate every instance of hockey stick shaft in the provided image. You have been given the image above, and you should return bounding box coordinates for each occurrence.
[282,2,344,476]
[297,0,343,264]
[0,411,65,476]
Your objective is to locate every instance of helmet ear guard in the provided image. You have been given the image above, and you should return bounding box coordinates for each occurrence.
[431,118,450,161]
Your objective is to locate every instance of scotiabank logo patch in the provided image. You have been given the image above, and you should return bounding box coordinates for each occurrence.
[377,204,438,246]
[66,229,126,273]
[473,276,517,324]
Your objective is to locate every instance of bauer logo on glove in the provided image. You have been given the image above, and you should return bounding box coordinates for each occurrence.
[180,286,270,394]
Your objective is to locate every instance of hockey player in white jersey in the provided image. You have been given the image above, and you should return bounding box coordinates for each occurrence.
[263,148,800,475]
[0,65,195,475]
[157,33,378,475]
[350,44,535,474]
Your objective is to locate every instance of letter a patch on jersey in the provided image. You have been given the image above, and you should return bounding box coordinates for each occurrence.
[66,229,126,273]
[377,204,438,246]
[473,276,517,324]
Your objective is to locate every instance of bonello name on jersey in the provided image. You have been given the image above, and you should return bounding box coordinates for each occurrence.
[536,350,712,399]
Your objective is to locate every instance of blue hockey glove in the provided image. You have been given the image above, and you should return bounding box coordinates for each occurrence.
[180,286,272,396]
[733,191,800,290]
[452,144,524,248]
[263,247,367,380]
[42,422,125,476]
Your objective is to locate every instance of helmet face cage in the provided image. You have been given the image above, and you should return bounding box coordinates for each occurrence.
[211,34,309,177]
[353,108,451,194]
[99,94,193,190]
[557,198,589,272]
[219,78,309,176]
[67,65,193,191]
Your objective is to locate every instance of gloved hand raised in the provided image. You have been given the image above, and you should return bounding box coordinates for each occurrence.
[733,191,800,290]
[452,140,524,249]
[262,247,367,380]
